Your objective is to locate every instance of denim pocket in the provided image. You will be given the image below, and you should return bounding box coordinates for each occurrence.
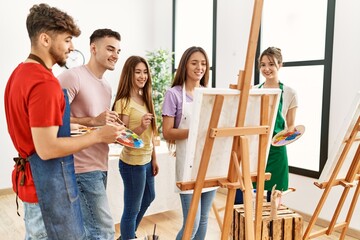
[61,160,79,203]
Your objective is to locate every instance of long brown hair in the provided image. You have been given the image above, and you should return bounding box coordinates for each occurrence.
[112,56,157,135]
[172,46,209,87]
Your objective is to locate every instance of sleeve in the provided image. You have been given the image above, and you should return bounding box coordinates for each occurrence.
[28,81,64,127]
[162,89,178,117]
[288,88,298,109]
[57,69,80,104]
[114,98,131,116]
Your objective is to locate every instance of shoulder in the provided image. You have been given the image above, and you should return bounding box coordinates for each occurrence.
[282,84,297,96]
[167,85,182,94]
[165,85,183,98]
[114,98,130,111]
[164,86,182,103]
[253,83,261,88]
[57,65,86,82]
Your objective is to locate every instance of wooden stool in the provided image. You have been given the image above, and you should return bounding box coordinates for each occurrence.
[231,203,303,240]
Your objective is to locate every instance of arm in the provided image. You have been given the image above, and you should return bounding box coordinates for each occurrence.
[71,110,119,127]
[120,113,153,136]
[286,107,297,131]
[151,142,159,176]
[162,116,188,141]
[31,124,124,160]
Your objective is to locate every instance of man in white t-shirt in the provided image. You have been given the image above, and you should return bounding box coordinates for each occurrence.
[58,28,121,240]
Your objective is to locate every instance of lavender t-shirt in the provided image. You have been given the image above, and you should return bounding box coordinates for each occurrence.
[162,85,193,128]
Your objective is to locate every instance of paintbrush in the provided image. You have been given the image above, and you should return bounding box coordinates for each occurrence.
[153,224,157,240]
[106,107,126,127]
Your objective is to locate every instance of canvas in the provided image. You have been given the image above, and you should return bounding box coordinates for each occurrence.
[318,91,360,183]
[181,87,281,182]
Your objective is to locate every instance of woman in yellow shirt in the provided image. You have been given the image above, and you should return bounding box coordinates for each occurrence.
[112,56,159,240]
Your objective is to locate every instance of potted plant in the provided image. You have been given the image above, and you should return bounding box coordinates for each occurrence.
[146,48,173,143]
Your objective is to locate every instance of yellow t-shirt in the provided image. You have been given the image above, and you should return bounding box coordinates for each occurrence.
[114,98,153,165]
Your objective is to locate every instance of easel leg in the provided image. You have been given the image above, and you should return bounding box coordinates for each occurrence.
[181,96,224,240]
[239,136,256,240]
[212,202,223,230]
[254,94,270,240]
[340,178,360,239]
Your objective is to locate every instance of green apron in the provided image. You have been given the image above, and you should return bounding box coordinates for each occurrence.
[260,82,288,191]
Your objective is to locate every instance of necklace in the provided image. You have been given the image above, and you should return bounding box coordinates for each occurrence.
[27,53,50,71]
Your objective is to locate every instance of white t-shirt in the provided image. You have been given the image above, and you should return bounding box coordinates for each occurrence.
[254,83,298,126]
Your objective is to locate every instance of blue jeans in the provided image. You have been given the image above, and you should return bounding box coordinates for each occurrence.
[76,171,115,240]
[23,202,47,240]
[119,160,155,240]
[176,190,217,240]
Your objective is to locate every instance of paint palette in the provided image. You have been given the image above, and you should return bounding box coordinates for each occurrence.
[271,125,305,147]
[116,128,144,148]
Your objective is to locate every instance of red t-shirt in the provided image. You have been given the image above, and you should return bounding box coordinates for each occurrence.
[5,62,65,202]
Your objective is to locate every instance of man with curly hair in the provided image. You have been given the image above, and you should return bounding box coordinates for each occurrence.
[4,4,123,239]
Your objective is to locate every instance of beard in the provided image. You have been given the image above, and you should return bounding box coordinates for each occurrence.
[49,46,67,67]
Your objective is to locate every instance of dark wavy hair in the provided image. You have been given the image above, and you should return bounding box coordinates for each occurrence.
[26,3,81,44]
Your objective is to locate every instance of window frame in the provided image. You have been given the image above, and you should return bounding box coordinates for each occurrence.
[172,0,336,178]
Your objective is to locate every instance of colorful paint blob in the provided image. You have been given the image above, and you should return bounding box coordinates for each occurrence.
[116,128,144,148]
[71,126,144,148]
[272,125,305,147]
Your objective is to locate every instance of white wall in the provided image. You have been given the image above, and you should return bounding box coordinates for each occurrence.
[216,0,254,88]
[0,0,172,189]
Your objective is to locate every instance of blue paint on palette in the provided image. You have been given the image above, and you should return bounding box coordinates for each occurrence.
[116,128,144,148]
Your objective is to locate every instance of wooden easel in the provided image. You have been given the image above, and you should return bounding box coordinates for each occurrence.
[303,114,360,239]
[176,1,271,239]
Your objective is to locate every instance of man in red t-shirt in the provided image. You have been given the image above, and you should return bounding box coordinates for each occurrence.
[4,4,123,240]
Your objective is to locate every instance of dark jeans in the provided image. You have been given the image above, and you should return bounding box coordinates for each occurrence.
[119,160,155,239]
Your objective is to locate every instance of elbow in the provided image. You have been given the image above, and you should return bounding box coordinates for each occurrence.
[36,151,52,160]
[35,148,58,160]
[162,131,170,141]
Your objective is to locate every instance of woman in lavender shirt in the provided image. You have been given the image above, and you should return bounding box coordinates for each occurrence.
[162,46,217,240]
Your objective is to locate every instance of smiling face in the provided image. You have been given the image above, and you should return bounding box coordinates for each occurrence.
[48,32,74,67]
[186,51,207,84]
[133,62,148,91]
[259,55,281,81]
[91,36,120,71]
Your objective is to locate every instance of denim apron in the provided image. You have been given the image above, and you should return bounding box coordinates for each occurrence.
[29,89,86,240]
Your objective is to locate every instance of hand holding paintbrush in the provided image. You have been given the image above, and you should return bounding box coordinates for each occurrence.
[105,107,126,127]
[140,113,154,130]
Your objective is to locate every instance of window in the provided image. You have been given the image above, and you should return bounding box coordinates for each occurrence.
[173,0,335,178]
[172,0,216,86]
[256,0,335,177]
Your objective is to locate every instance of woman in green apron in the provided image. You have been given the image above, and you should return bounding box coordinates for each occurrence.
[235,46,298,203]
